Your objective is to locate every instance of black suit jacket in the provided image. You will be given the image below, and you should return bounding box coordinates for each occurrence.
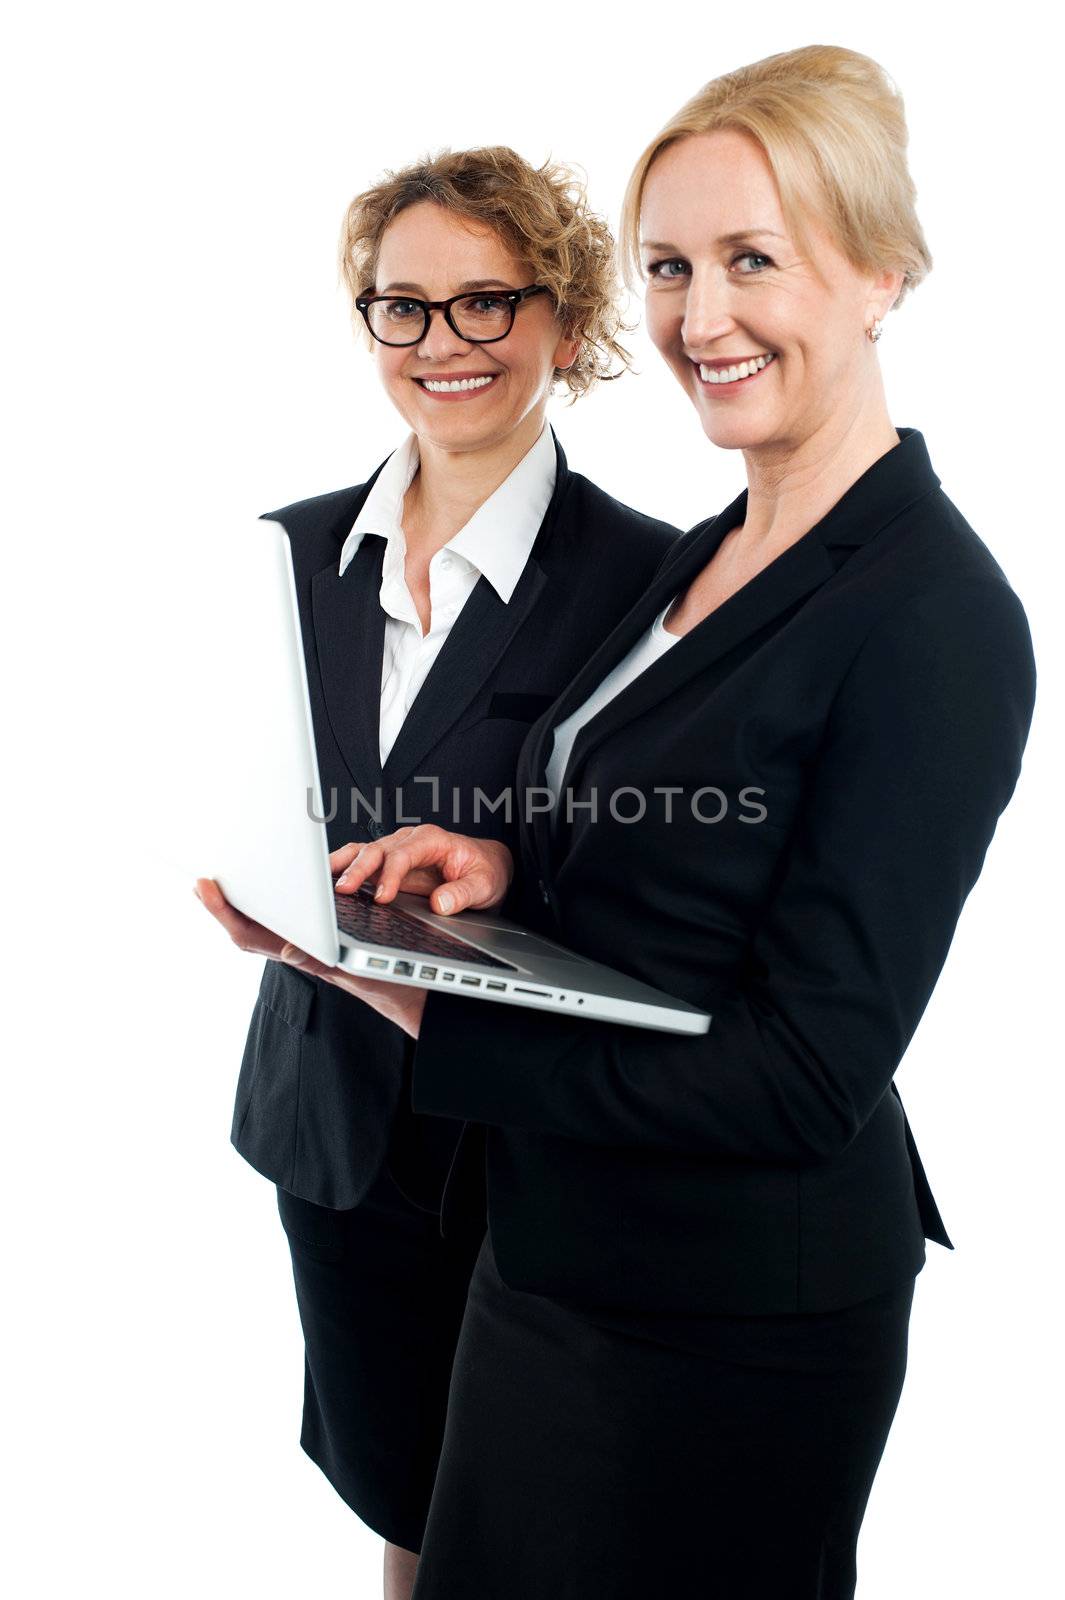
[230,429,678,1208]
[412,429,1038,1314]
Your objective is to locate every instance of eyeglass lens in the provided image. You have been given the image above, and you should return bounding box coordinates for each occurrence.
[367,293,515,345]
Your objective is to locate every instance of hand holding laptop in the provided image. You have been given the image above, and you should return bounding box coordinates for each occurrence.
[193,873,429,1040]
[194,828,509,1038]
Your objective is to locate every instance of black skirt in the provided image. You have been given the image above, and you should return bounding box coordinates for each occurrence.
[412,1228,918,1600]
[276,1088,484,1554]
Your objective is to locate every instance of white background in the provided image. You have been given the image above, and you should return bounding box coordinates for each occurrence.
[5,3,1062,1595]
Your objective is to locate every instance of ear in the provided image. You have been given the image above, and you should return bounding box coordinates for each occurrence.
[867,267,906,326]
[553,329,582,372]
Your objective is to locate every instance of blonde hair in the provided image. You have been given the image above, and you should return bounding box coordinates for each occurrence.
[338,146,632,400]
[620,44,932,314]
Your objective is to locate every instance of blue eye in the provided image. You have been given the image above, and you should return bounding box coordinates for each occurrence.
[732,251,773,274]
[646,258,689,281]
[463,295,509,316]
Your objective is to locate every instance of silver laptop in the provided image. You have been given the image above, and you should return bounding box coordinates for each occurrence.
[204,518,710,1037]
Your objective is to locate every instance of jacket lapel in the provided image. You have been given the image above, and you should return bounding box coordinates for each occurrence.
[311,535,388,800]
[518,500,738,864]
[379,430,569,789]
[522,427,941,880]
[521,501,738,800]
[382,558,549,789]
[557,525,836,794]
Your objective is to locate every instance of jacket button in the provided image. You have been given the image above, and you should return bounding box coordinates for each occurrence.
[538,879,550,905]
[367,819,384,840]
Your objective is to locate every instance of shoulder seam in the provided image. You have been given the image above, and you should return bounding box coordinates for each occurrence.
[260,482,366,522]
[826,574,1027,730]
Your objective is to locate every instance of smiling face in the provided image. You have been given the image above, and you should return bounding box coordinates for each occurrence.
[639,130,900,453]
[369,201,579,457]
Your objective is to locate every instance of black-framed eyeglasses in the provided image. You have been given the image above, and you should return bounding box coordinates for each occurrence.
[355,284,551,346]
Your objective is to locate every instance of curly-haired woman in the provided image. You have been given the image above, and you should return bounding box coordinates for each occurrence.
[201,146,677,1600]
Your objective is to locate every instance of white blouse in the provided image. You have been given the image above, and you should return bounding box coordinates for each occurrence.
[545,597,683,825]
[335,423,557,765]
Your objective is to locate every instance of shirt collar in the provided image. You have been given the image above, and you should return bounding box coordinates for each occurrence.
[337,433,419,577]
[337,422,557,601]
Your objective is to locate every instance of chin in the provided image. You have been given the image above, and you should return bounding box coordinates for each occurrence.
[697,412,756,447]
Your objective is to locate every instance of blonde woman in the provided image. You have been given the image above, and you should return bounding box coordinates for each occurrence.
[203,48,1037,1599]
[197,147,676,1600]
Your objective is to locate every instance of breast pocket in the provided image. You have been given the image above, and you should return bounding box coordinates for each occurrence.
[485,690,558,721]
[230,962,316,1188]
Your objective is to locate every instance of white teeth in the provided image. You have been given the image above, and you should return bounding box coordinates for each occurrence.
[421,375,496,393]
[698,353,775,385]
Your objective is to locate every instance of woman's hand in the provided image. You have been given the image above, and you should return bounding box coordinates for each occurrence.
[331,824,514,915]
[192,877,427,1039]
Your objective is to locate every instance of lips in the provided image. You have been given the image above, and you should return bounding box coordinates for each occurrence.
[699,354,771,370]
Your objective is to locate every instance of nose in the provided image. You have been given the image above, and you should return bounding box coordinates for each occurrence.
[417,307,474,363]
[680,267,736,352]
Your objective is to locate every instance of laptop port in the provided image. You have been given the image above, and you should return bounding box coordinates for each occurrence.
[486,980,507,992]
[418,965,438,980]
[514,985,551,999]
[367,957,390,971]
[460,976,481,987]
[441,972,455,982]
[393,961,415,976]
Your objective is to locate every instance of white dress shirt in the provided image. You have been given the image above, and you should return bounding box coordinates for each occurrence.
[545,597,682,825]
[337,422,557,765]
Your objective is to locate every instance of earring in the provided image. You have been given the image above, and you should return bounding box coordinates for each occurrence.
[867,318,884,343]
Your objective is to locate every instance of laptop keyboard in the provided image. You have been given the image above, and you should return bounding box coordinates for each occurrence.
[334,885,517,971]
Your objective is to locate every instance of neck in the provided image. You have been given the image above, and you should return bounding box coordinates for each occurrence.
[737,384,900,552]
[403,407,548,556]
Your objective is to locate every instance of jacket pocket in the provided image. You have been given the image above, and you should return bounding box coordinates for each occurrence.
[276,1184,347,1264]
[230,963,316,1187]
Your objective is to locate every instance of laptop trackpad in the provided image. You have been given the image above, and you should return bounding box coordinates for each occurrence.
[449,924,569,963]
[453,920,537,940]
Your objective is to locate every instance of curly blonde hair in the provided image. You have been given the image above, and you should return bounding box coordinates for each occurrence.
[338,146,632,401]
[621,44,932,315]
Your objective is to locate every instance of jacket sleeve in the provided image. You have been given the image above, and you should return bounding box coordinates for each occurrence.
[412,578,1037,1163]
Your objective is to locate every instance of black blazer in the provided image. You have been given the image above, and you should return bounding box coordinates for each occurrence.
[412,429,1038,1314]
[230,429,678,1208]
